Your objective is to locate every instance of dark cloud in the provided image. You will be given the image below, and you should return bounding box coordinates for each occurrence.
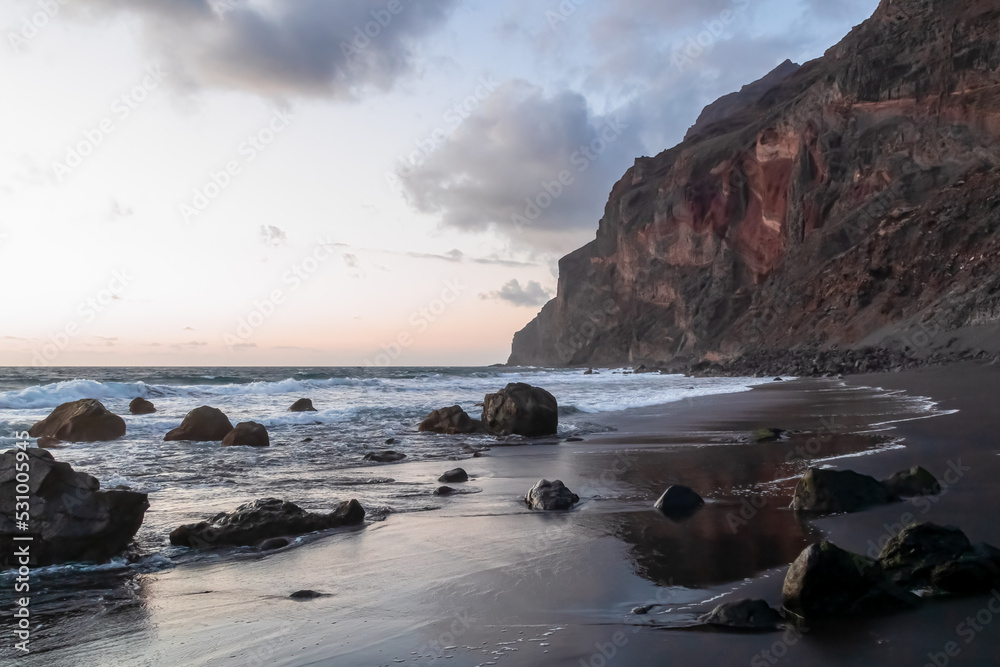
[72,0,459,97]
[480,279,552,307]
[399,79,642,250]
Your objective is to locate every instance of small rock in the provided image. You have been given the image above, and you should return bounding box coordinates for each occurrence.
[259,537,290,550]
[418,406,485,434]
[289,590,326,599]
[434,486,455,496]
[288,398,317,412]
[438,468,469,483]
[654,485,704,519]
[773,377,784,382]
[700,599,782,631]
[164,406,234,442]
[753,428,786,443]
[363,451,407,463]
[525,479,579,510]
[385,437,396,445]
[301,437,313,443]
[129,397,157,415]
[565,437,584,442]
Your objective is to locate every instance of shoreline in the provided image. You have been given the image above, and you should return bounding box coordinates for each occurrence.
[6,363,1000,666]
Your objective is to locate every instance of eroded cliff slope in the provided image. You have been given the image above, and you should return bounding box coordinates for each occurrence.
[509,0,1000,368]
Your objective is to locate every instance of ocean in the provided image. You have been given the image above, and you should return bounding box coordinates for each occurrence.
[0,366,772,571]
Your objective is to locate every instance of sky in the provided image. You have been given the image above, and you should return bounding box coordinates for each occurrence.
[0,0,879,367]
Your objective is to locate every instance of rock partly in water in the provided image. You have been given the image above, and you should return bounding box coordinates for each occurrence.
[289,589,328,599]
[129,397,157,415]
[418,405,485,434]
[259,537,290,550]
[169,497,365,549]
[434,486,455,496]
[782,541,920,618]
[164,406,234,442]
[482,383,558,437]
[881,467,941,498]
[288,398,317,412]
[28,399,126,443]
[438,468,469,483]
[753,428,786,443]
[878,523,1000,594]
[525,479,579,510]
[363,451,407,463]
[222,421,270,448]
[0,448,148,566]
[700,599,783,631]
[653,485,705,519]
[789,467,896,513]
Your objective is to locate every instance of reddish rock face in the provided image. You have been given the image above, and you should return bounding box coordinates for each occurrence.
[510,0,1000,367]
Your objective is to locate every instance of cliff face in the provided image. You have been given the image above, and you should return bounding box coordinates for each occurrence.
[509,0,1000,368]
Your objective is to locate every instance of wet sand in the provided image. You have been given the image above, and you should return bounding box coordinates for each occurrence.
[9,365,1000,666]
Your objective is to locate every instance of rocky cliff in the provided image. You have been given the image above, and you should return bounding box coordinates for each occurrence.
[509,0,1000,369]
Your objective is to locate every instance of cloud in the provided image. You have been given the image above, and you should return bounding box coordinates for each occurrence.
[72,0,459,97]
[480,279,552,307]
[399,79,642,250]
[259,224,288,247]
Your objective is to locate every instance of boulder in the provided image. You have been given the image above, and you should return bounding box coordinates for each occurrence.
[700,599,783,631]
[363,450,407,463]
[28,399,126,443]
[164,406,234,442]
[418,406,484,434]
[878,523,1000,593]
[482,383,558,437]
[789,467,896,513]
[169,497,365,549]
[782,541,920,618]
[0,448,148,566]
[129,397,156,415]
[222,422,270,448]
[288,398,317,412]
[438,468,469,483]
[525,479,579,510]
[653,485,705,519]
[881,466,940,497]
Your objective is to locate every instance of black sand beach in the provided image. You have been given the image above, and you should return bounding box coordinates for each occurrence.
[8,363,1000,667]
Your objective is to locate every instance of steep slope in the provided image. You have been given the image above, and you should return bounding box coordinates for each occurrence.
[509,0,1000,369]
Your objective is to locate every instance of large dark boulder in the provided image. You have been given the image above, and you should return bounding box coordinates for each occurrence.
[653,485,705,519]
[881,466,941,497]
[164,406,234,442]
[525,479,579,510]
[789,467,896,513]
[28,399,126,443]
[418,406,484,434]
[222,422,270,448]
[438,468,469,483]
[288,398,317,412]
[878,523,1000,593]
[482,383,558,437]
[129,397,156,415]
[700,599,783,631]
[0,449,148,566]
[782,541,920,618]
[169,497,365,549]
